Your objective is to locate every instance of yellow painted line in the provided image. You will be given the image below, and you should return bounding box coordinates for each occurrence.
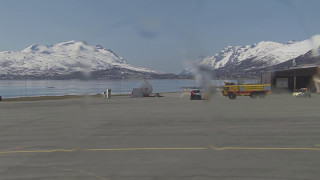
[0,147,208,155]
[1,146,320,155]
[83,147,209,151]
[209,145,320,151]
[0,149,77,154]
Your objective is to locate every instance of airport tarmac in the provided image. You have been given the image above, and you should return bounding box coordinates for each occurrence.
[0,92,320,180]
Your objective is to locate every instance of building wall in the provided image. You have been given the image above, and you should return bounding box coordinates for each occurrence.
[261,72,272,84]
[266,66,319,92]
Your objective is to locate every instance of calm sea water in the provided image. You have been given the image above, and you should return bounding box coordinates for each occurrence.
[0,79,196,98]
[0,79,258,98]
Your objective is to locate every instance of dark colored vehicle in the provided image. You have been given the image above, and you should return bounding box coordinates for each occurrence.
[190,90,202,100]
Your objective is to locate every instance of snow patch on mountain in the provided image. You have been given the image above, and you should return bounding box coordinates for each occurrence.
[0,40,162,77]
[195,35,320,71]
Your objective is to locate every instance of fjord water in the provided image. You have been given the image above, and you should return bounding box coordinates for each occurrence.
[0,79,198,98]
[0,79,260,98]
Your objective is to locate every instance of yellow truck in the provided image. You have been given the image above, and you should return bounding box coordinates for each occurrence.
[222,82,271,99]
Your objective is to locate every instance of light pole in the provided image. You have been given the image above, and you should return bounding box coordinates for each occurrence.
[292,59,296,91]
[293,69,296,91]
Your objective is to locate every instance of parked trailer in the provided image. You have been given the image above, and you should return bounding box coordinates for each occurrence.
[222,83,271,99]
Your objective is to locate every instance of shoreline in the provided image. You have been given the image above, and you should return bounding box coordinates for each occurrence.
[0,92,182,102]
[1,94,131,102]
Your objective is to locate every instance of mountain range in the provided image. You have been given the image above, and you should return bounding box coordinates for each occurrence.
[0,41,177,79]
[1,37,320,80]
[181,35,320,78]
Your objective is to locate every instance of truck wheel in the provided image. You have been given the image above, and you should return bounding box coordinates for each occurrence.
[228,93,236,99]
[250,92,257,99]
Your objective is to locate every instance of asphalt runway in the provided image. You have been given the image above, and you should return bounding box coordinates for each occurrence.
[0,92,320,180]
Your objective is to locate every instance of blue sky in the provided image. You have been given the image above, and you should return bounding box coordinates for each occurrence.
[1,0,320,73]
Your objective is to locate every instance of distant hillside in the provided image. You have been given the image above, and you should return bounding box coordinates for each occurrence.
[0,41,178,79]
[182,35,320,78]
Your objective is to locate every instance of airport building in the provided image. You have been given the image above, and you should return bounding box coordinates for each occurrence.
[261,66,320,92]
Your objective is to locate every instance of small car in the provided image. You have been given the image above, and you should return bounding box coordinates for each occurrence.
[190,90,202,100]
[292,88,311,98]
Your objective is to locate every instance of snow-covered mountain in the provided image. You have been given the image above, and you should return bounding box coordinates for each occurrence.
[182,35,320,77]
[0,40,172,79]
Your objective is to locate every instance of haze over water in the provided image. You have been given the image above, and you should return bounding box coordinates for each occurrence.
[0,79,261,98]
[0,79,198,98]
